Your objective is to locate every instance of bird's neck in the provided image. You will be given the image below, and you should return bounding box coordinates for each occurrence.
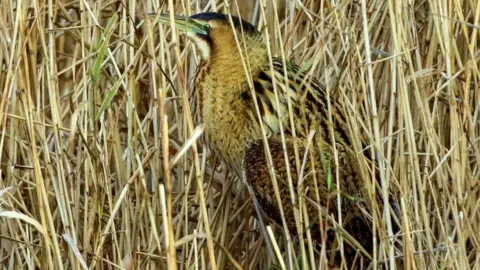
[208,39,268,79]
[193,39,268,176]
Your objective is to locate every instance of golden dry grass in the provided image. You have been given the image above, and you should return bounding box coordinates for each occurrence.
[0,0,479,269]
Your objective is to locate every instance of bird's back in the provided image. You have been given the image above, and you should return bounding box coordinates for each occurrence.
[244,58,352,145]
[240,57,373,263]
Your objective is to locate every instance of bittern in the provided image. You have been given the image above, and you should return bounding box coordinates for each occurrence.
[158,12,373,261]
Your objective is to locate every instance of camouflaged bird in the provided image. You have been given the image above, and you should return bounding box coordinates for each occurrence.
[158,12,372,261]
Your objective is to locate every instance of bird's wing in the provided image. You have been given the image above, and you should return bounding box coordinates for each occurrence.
[242,135,368,240]
[245,57,351,146]
[243,136,326,230]
[242,59,377,258]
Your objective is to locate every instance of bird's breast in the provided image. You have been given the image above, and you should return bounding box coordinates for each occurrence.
[194,69,262,175]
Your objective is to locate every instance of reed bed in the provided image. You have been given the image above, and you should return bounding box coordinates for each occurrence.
[0,0,479,269]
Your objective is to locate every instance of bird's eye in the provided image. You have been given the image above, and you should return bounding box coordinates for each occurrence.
[202,24,211,32]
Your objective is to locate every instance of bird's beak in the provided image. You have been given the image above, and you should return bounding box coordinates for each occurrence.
[156,14,209,36]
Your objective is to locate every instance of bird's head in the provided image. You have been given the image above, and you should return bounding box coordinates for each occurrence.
[158,12,266,62]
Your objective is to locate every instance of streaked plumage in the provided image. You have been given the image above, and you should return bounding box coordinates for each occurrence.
[158,12,372,262]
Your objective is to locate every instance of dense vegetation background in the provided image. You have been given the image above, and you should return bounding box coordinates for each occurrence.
[0,0,479,269]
